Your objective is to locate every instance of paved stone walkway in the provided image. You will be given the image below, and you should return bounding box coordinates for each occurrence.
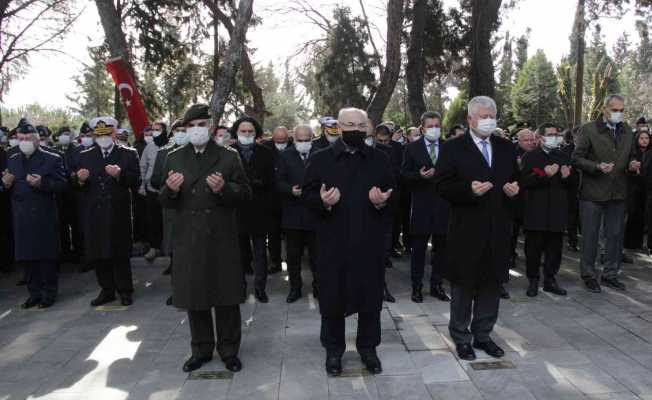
[2,245,652,400]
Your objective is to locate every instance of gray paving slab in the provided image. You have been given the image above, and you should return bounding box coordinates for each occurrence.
[0,248,650,400]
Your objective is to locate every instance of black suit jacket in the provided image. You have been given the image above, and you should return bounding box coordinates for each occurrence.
[402,137,450,235]
[434,132,519,288]
[233,142,275,234]
[275,147,316,231]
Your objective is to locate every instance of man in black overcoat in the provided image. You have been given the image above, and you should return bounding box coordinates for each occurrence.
[302,107,395,377]
[232,116,275,303]
[520,123,574,297]
[74,116,141,307]
[433,96,520,361]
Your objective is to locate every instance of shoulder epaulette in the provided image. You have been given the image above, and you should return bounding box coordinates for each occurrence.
[9,152,20,159]
[168,144,188,156]
[159,143,176,152]
[80,147,95,154]
[40,148,62,158]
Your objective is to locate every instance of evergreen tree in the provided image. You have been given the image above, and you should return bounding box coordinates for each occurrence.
[511,50,561,127]
[314,6,376,116]
[496,32,514,124]
[66,46,115,118]
[514,30,530,76]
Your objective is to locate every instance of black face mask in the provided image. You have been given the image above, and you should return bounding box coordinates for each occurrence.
[154,132,169,147]
[342,130,366,148]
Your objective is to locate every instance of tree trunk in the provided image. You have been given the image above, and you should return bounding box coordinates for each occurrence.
[573,0,586,127]
[366,0,404,126]
[210,0,264,124]
[94,0,135,79]
[406,0,427,126]
[468,0,501,99]
[212,3,219,87]
[209,0,254,125]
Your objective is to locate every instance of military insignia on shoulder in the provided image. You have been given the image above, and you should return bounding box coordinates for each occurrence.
[80,147,95,154]
[9,152,20,159]
[168,144,188,156]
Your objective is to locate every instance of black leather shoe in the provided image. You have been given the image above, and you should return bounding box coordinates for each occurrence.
[182,355,212,372]
[120,295,133,306]
[90,291,116,307]
[38,300,54,309]
[473,340,505,358]
[383,285,396,303]
[390,249,401,258]
[543,280,567,296]
[162,266,171,275]
[21,297,40,309]
[455,344,476,361]
[621,253,634,264]
[286,289,302,303]
[224,356,242,372]
[411,285,423,303]
[360,353,382,374]
[430,285,450,301]
[568,243,579,252]
[166,296,172,306]
[499,285,510,300]
[601,276,626,291]
[526,280,539,297]
[325,355,342,377]
[255,289,269,303]
[16,279,26,286]
[584,278,602,293]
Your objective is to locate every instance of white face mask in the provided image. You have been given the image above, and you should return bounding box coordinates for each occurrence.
[609,111,624,125]
[394,136,405,144]
[476,118,497,137]
[409,134,422,143]
[144,136,154,144]
[58,134,71,146]
[151,130,163,137]
[96,136,114,149]
[543,136,563,149]
[117,140,129,147]
[173,131,189,146]
[295,141,312,154]
[81,137,94,147]
[187,126,210,146]
[425,127,441,142]
[238,134,255,146]
[364,137,375,147]
[275,142,288,151]
[9,138,19,148]
[326,134,339,143]
[19,140,36,156]
[39,140,48,147]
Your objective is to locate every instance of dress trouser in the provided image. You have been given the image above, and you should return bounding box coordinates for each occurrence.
[285,229,317,291]
[267,213,283,267]
[410,233,445,288]
[579,200,626,280]
[25,260,58,302]
[524,230,563,282]
[320,311,381,357]
[239,234,268,291]
[188,305,241,360]
[449,283,500,345]
[145,190,163,250]
[94,257,134,296]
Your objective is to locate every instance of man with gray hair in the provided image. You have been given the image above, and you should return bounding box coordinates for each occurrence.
[276,124,319,303]
[303,107,395,376]
[434,96,520,361]
[573,94,637,293]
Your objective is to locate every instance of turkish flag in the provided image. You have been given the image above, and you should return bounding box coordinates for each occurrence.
[105,57,149,139]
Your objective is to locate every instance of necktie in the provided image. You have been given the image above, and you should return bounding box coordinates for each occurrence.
[103,151,109,159]
[481,140,490,166]
[429,142,437,163]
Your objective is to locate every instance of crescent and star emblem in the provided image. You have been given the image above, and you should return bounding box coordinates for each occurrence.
[118,83,134,107]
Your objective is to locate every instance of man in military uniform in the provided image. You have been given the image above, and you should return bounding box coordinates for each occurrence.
[74,116,141,306]
[160,104,251,373]
[312,116,340,150]
[2,119,67,308]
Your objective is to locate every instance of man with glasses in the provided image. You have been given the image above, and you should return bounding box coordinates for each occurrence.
[303,108,395,377]
[520,123,573,297]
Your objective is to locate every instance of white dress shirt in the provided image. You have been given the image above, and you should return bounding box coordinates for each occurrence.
[470,131,492,167]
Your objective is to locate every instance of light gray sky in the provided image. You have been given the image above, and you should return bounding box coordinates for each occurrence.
[3,0,642,110]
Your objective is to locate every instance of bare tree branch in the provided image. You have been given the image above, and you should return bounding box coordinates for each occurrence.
[358,0,384,76]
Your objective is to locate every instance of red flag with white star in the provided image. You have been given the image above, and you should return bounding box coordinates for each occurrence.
[105,57,149,139]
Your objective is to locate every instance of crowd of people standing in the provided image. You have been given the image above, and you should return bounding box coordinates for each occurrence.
[0,93,649,376]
